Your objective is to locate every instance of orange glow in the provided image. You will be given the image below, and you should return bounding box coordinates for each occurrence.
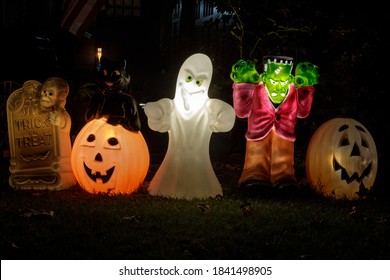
[71,118,150,195]
[97,47,102,63]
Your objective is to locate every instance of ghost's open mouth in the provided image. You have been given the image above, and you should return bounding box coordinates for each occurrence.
[83,162,115,183]
[182,88,204,96]
[181,88,205,110]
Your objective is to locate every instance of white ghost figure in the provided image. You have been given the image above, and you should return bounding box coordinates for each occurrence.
[144,53,236,199]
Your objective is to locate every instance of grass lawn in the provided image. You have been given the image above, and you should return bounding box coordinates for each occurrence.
[1,155,389,260]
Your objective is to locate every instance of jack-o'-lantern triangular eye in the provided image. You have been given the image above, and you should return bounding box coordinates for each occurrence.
[361,138,368,148]
[356,125,369,147]
[340,136,349,146]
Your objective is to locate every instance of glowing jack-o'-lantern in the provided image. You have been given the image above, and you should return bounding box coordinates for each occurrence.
[306,118,378,199]
[71,118,150,194]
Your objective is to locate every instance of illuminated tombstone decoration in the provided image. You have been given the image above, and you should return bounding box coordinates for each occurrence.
[306,118,378,199]
[71,118,149,195]
[144,53,236,199]
[7,78,76,190]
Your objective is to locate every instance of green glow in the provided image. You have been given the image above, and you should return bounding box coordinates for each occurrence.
[294,62,320,87]
[230,59,261,84]
[230,57,319,105]
[185,75,193,82]
[185,74,203,86]
[261,60,294,104]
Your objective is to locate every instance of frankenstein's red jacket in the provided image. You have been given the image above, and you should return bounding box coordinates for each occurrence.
[232,82,314,142]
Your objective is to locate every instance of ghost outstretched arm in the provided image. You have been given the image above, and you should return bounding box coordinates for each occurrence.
[144,98,174,132]
[207,100,236,133]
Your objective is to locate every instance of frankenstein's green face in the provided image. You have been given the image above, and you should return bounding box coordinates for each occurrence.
[261,61,293,104]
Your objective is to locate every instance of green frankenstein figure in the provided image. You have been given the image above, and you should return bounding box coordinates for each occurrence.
[231,56,319,194]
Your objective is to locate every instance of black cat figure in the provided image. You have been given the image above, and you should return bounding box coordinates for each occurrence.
[84,57,141,133]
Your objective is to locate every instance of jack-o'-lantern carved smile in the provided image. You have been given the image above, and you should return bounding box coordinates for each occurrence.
[333,156,372,185]
[83,161,115,183]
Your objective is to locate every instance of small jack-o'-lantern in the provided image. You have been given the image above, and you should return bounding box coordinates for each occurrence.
[71,118,150,194]
[306,118,378,199]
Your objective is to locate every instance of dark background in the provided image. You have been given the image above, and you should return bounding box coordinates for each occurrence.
[1,0,388,195]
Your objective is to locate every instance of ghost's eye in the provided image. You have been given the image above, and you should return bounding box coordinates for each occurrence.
[196,80,203,86]
[186,75,193,83]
